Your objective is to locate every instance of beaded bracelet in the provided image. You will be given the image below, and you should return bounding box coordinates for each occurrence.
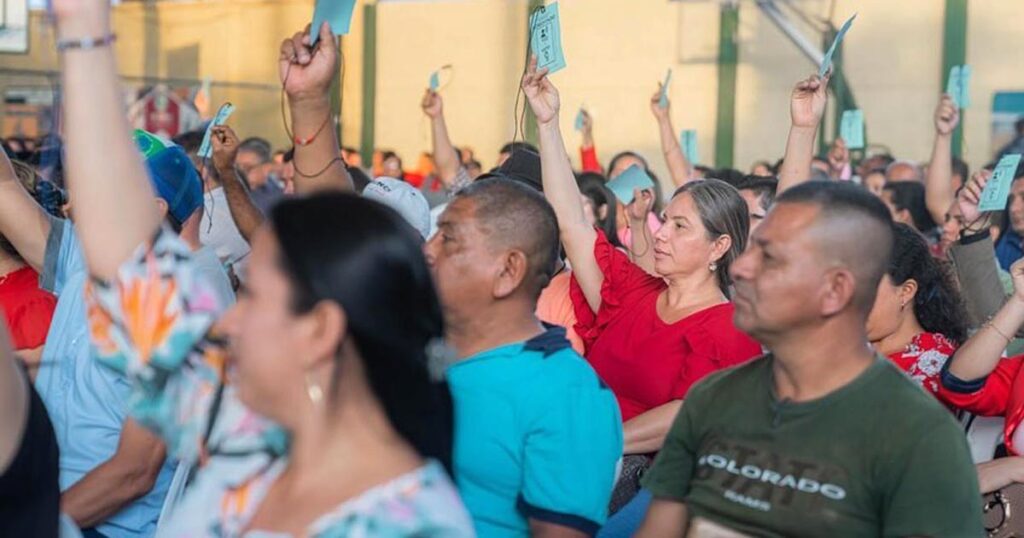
[56,34,117,52]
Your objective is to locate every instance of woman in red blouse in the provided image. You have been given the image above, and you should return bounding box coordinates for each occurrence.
[522,61,761,456]
[0,161,57,374]
[865,223,967,396]
[940,259,1024,492]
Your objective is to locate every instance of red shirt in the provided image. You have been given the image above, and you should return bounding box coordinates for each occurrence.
[940,355,1024,455]
[569,232,762,422]
[0,266,56,350]
[886,332,956,396]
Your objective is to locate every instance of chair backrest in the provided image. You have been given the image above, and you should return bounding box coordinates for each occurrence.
[962,413,1005,464]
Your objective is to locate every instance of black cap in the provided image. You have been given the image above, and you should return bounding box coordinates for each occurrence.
[478,146,543,192]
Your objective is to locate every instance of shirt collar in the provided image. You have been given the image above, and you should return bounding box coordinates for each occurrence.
[523,324,572,357]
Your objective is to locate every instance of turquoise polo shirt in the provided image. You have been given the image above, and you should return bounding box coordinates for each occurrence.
[448,326,623,537]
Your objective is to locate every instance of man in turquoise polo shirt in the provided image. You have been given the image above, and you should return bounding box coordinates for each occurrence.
[425,177,623,537]
[0,132,233,537]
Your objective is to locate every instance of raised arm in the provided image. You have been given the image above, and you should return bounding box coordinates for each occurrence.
[579,110,603,173]
[627,188,657,275]
[777,74,829,194]
[421,90,463,188]
[0,148,50,272]
[280,24,352,194]
[55,0,161,280]
[522,57,602,312]
[650,87,692,187]
[947,258,1024,382]
[211,125,264,242]
[925,94,960,225]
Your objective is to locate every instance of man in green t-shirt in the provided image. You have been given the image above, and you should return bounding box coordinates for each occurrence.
[637,181,983,537]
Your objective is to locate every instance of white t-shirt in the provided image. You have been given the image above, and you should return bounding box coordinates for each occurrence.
[199,187,251,278]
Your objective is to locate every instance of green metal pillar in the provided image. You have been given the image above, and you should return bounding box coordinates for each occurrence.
[359,3,378,166]
[523,0,544,147]
[941,0,968,158]
[331,38,343,146]
[822,26,859,155]
[714,4,739,169]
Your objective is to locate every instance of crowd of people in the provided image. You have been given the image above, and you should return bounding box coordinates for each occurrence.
[3,2,1024,537]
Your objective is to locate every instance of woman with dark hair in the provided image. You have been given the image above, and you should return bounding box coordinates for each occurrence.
[577,172,623,249]
[523,57,761,457]
[881,181,939,236]
[54,7,472,535]
[866,223,968,396]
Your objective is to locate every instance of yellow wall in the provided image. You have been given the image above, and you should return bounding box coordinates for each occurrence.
[2,0,1023,184]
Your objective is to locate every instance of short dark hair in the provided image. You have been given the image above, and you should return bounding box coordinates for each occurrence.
[454,178,560,301]
[775,181,894,313]
[172,130,206,155]
[499,142,538,156]
[238,137,273,164]
[709,168,746,188]
[882,181,937,232]
[737,175,779,212]
[672,179,750,295]
[951,157,969,182]
[347,165,372,193]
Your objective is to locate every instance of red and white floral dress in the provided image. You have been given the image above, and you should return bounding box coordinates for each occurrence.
[886,332,957,396]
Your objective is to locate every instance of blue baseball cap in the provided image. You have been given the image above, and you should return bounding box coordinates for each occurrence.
[133,129,203,225]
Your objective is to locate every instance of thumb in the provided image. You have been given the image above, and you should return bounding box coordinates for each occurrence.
[316,21,336,52]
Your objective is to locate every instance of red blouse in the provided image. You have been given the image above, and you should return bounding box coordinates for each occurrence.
[0,266,56,350]
[885,332,956,396]
[569,232,762,422]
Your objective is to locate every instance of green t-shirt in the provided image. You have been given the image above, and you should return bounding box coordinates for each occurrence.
[643,355,983,537]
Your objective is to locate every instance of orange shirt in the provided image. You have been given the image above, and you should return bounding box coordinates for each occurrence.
[536,271,585,355]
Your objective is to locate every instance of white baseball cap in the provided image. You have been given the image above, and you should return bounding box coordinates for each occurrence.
[363,177,431,239]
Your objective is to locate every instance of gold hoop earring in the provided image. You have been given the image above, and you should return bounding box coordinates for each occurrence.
[305,373,323,405]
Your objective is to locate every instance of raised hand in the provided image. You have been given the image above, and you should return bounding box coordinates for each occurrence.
[1011,259,1024,305]
[650,85,670,122]
[211,125,240,175]
[790,74,830,129]
[935,94,960,136]
[581,109,594,139]
[279,22,340,103]
[828,137,849,174]
[522,55,560,126]
[958,169,992,227]
[421,90,443,119]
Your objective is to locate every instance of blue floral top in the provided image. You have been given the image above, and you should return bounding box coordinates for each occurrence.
[86,228,474,537]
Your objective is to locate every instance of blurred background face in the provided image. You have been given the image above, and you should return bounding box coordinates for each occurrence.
[221,227,315,426]
[609,155,645,179]
[652,192,721,279]
[580,194,598,228]
[941,201,964,253]
[237,150,270,188]
[382,155,403,178]
[886,163,920,183]
[880,189,913,227]
[1009,177,1024,236]
[863,172,886,197]
[739,190,767,238]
